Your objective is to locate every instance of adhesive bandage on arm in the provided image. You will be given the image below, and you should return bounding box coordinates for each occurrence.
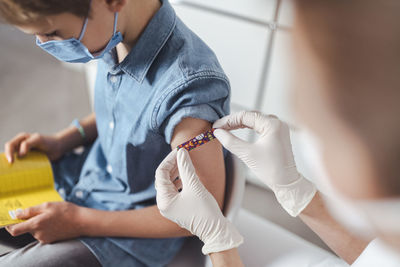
[177,129,216,151]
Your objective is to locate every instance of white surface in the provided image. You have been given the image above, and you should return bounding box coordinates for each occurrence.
[174,5,271,110]
[352,239,400,267]
[261,30,294,125]
[236,209,347,267]
[172,0,277,24]
[242,183,330,251]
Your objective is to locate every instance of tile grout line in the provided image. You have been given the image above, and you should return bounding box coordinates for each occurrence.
[249,0,282,143]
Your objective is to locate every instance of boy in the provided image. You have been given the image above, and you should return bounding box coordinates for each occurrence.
[0,0,229,266]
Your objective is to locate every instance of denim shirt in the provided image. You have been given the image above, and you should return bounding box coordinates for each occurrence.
[52,0,230,266]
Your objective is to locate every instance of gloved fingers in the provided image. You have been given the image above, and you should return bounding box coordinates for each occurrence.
[213,111,279,135]
[156,149,178,178]
[155,149,179,197]
[213,128,249,156]
[176,149,205,190]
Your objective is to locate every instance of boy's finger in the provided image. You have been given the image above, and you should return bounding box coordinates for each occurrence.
[19,134,41,156]
[4,133,30,163]
[15,205,43,220]
[4,141,14,163]
[6,220,34,237]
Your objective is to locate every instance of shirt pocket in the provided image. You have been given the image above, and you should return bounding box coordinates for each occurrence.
[126,138,170,194]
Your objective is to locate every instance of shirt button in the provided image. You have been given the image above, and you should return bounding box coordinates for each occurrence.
[109,121,115,130]
[75,190,84,199]
[110,75,118,83]
[106,164,113,174]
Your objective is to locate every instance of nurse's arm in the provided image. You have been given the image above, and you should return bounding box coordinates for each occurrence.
[209,249,243,267]
[77,117,225,237]
[299,192,371,264]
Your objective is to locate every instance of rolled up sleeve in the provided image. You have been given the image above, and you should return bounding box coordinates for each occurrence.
[152,72,231,144]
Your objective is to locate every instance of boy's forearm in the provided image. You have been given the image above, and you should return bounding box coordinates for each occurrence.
[299,192,370,264]
[56,113,97,153]
[74,118,225,239]
[77,205,191,238]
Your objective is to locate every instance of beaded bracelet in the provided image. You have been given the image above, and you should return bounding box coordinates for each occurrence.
[71,119,86,141]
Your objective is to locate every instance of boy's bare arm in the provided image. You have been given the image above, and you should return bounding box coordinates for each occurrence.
[4,113,97,163]
[169,117,226,209]
[79,118,225,238]
[6,117,225,240]
[56,113,98,152]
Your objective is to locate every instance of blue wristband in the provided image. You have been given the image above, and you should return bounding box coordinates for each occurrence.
[71,119,86,141]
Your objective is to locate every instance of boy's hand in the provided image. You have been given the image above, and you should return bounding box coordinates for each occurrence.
[4,132,64,163]
[5,202,84,244]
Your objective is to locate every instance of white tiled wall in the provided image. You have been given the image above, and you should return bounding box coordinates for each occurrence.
[172,0,301,187]
[173,5,271,111]
[172,0,278,23]
[261,30,294,125]
[278,0,295,27]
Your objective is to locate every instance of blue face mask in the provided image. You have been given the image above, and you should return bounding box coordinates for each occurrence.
[36,13,123,63]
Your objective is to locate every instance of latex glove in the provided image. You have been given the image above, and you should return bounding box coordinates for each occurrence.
[155,149,243,255]
[213,111,316,217]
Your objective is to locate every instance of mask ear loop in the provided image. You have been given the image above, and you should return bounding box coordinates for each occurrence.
[78,0,92,41]
[113,13,119,34]
[78,17,89,41]
[80,12,117,42]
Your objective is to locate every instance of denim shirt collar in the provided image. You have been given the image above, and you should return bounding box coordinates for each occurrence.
[108,0,176,83]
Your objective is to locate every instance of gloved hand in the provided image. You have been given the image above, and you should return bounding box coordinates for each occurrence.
[155,149,243,255]
[213,111,317,217]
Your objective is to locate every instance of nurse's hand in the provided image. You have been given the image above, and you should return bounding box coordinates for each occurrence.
[155,149,243,255]
[213,111,317,217]
[4,132,64,163]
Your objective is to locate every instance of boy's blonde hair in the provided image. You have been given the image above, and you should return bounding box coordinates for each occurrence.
[0,0,91,25]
